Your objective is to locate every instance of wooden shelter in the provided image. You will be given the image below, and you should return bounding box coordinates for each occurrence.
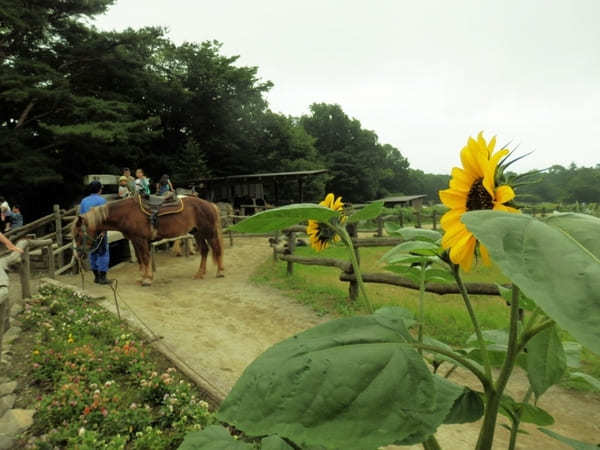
[194,169,328,212]
[376,195,427,209]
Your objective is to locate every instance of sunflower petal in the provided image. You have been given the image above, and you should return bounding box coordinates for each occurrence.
[493,204,520,213]
[494,185,515,204]
[439,189,467,209]
[441,223,469,249]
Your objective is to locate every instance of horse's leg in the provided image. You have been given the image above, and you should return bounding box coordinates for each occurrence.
[209,235,225,278]
[137,239,153,286]
[193,235,209,279]
[172,239,182,256]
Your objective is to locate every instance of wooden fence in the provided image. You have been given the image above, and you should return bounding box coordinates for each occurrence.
[269,221,500,301]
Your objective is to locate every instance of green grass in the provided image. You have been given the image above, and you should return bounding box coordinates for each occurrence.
[251,243,600,388]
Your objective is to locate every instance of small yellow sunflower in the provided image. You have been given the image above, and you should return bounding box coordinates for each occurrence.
[307,193,344,251]
[439,132,519,271]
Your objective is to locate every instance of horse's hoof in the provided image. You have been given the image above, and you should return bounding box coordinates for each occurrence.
[141,279,152,286]
[193,274,204,279]
[216,273,225,278]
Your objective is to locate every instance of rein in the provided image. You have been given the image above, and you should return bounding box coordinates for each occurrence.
[75,219,105,258]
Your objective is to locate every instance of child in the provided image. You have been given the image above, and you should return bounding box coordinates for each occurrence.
[156,174,174,195]
[135,169,151,196]
[118,176,130,198]
[8,205,23,229]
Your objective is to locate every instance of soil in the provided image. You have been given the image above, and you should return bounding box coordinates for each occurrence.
[51,236,599,449]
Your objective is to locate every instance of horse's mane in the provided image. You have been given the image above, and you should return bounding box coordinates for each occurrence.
[81,203,109,230]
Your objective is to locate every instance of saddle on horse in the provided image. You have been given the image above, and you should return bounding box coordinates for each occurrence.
[137,192,183,228]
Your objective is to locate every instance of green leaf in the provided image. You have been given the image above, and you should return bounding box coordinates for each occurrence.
[563,341,583,369]
[347,201,384,224]
[526,325,567,398]
[424,268,455,284]
[538,428,600,449]
[383,264,421,284]
[260,435,294,450]
[443,388,484,424]
[384,221,401,234]
[217,314,465,449]
[544,213,600,259]
[499,396,554,426]
[381,242,441,263]
[383,254,437,266]
[227,204,339,233]
[178,425,252,450]
[496,284,536,311]
[374,306,417,329]
[570,372,600,391]
[386,226,442,242]
[462,210,600,355]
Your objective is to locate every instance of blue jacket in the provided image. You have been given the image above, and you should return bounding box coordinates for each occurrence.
[80,194,106,214]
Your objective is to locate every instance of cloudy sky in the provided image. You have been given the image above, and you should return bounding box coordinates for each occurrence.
[94,0,600,174]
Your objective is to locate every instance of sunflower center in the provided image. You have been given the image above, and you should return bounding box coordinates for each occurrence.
[466,179,493,211]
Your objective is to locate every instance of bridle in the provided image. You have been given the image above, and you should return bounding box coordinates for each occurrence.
[74,218,105,260]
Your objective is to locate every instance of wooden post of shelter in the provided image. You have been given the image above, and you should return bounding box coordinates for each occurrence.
[415,209,421,228]
[399,211,404,228]
[432,210,437,230]
[286,231,296,275]
[53,204,64,268]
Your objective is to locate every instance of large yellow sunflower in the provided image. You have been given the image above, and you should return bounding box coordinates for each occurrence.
[307,193,344,251]
[439,132,518,271]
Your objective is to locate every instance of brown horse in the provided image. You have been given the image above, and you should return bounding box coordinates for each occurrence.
[72,196,225,286]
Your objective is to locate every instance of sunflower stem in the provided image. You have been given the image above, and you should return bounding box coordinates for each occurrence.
[337,226,374,314]
[507,386,533,450]
[475,284,521,450]
[452,265,493,382]
[417,263,427,354]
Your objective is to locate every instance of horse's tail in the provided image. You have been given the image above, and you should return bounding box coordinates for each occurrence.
[210,202,225,268]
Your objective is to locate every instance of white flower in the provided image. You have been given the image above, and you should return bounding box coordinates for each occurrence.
[78,427,85,436]
[199,400,209,410]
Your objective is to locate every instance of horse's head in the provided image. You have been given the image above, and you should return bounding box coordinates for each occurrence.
[72,215,96,261]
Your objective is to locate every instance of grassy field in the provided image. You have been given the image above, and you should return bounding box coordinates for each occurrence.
[251,243,600,385]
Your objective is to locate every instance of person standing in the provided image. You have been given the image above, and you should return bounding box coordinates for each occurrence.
[80,181,111,285]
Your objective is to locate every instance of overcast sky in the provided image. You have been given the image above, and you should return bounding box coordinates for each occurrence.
[94,0,600,174]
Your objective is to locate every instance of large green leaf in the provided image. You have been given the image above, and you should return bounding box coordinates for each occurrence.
[462,210,600,355]
[498,395,554,426]
[347,201,384,224]
[442,387,484,424]
[526,325,566,398]
[381,241,441,262]
[544,213,600,259]
[217,312,465,449]
[227,204,339,233]
[539,428,600,449]
[178,425,252,450]
[385,226,442,242]
[260,435,295,450]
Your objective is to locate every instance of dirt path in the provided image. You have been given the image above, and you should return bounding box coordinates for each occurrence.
[57,237,598,449]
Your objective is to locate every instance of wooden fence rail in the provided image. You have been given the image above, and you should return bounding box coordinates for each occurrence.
[270,222,500,301]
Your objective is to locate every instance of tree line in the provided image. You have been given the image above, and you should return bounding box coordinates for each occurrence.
[1,1,596,220]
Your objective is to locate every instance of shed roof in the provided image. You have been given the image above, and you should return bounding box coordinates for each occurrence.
[199,169,328,183]
[376,195,427,203]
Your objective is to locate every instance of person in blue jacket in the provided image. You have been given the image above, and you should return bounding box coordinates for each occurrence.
[80,181,111,285]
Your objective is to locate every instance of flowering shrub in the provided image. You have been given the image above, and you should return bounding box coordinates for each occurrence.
[18,285,215,448]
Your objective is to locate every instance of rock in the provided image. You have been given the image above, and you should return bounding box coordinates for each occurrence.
[9,304,22,317]
[0,409,35,436]
[0,382,16,397]
[0,396,15,418]
[0,434,15,450]
[2,327,21,345]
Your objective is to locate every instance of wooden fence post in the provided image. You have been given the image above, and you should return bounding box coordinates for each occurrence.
[18,246,31,300]
[273,231,280,262]
[376,216,383,237]
[415,210,421,228]
[432,210,437,230]
[53,204,64,268]
[286,231,296,275]
[46,244,55,279]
